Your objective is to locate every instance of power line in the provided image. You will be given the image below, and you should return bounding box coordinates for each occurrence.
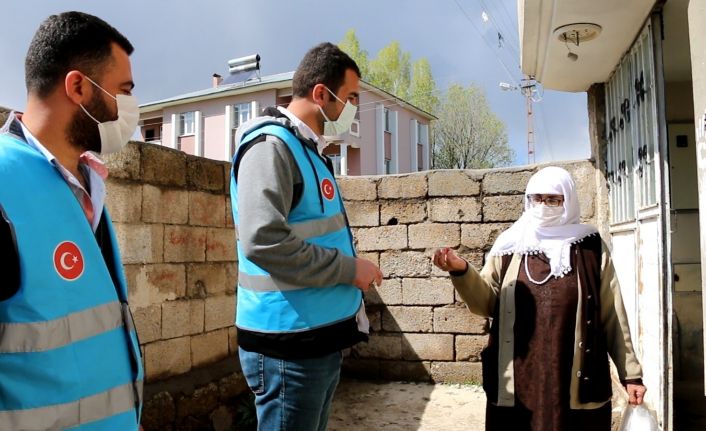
[452,0,521,87]
[474,0,521,58]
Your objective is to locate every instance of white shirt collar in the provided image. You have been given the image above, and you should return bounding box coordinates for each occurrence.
[277,106,329,154]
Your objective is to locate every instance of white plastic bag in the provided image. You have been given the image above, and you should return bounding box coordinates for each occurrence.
[618,404,659,431]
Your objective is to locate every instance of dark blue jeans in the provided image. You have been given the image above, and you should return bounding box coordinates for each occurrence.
[239,347,343,431]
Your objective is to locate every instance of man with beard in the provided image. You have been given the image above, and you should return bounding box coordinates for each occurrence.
[0,12,144,430]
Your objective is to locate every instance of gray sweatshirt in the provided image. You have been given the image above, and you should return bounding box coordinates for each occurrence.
[233,113,357,287]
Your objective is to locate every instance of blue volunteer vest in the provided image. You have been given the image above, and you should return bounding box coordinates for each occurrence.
[231,123,361,334]
[0,134,143,430]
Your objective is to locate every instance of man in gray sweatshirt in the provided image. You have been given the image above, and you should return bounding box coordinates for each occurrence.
[230,42,383,431]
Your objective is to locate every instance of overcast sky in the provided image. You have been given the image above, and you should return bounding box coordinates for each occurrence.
[0,0,591,165]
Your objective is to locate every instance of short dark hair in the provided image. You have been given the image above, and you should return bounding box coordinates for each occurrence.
[25,11,134,98]
[292,42,360,98]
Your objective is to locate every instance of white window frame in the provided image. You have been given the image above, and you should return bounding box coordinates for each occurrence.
[179,111,195,136]
[232,102,251,130]
[349,119,360,137]
[329,154,342,175]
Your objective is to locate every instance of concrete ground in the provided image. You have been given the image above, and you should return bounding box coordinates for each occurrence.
[328,380,487,431]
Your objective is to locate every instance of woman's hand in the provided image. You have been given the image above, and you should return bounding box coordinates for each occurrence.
[433,248,468,273]
[626,383,646,405]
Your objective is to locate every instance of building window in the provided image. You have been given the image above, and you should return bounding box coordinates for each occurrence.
[384,159,391,174]
[349,119,360,137]
[329,154,342,175]
[145,128,155,141]
[179,111,195,136]
[384,108,391,132]
[233,103,251,129]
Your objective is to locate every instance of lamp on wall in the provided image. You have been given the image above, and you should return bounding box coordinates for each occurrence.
[553,23,602,62]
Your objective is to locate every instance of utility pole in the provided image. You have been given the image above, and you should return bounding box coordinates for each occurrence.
[500,76,539,165]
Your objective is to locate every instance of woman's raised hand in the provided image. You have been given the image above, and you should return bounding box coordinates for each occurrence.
[433,248,468,273]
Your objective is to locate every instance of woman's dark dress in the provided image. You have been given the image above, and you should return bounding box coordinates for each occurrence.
[484,249,611,431]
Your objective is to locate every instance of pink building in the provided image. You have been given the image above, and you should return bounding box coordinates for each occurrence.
[138,67,434,176]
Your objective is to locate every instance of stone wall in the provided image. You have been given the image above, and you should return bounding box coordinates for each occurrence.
[104,142,244,431]
[104,141,599,429]
[337,161,598,383]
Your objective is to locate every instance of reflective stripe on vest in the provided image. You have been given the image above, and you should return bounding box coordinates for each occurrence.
[231,124,361,333]
[0,134,143,428]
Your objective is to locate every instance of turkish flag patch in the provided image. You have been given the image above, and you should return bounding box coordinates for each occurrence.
[321,178,335,201]
[54,241,85,281]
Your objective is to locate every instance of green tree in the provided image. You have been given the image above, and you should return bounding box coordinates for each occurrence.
[432,84,513,169]
[368,41,411,100]
[338,29,370,78]
[409,58,438,114]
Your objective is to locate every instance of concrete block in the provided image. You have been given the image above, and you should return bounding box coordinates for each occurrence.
[380,251,431,278]
[408,223,460,249]
[141,144,187,187]
[104,142,141,180]
[114,223,164,264]
[461,223,512,250]
[482,195,524,222]
[382,306,433,332]
[187,156,225,192]
[105,181,141,222]
[365,278,402,305]
[206,228,237,261]
[433,305,487,334]
[380,360,432,382]
[187,263,227,298]
[482,170,533,195]
[191,329,230,368]
[162,299,204,339]
[353,334,402,359]
[456,335,487,361]
[205,295,236,331]
[338,176,378,201]
[145,337,191,380]
[430,361,483,384]
[354,225,407,251]
[142,185,189,224]
[126,263,186,308]
[378,173,427,199]
[164,226,207,263]
[344,201,380,227]
[132,304,161,344]
[402,333,454,360]
[402,278,455,305]
[189,192,226,227]
[429,197,482,222]
[380,199,427,225]
[428,170,481,197]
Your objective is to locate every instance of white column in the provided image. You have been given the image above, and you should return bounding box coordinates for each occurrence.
[375,104,385,175]
[410,119,419,172]
[170,113,178,149]
[250,100,260,119]
[194,110,203,157]
[224,104,233,161]
[340,143,348,176]
[420,123,430,170]
[391,110,399,174]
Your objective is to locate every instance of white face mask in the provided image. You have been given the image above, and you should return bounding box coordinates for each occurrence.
[318,86,357,136]
[528,204,564,227]
[79,75,139,155]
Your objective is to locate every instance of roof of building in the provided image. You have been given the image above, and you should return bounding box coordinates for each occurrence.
[140,71,436,120]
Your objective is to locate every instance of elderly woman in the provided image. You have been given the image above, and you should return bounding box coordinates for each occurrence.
[433,166,646,431]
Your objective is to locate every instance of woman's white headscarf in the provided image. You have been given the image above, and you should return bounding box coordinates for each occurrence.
[488,166,598,278]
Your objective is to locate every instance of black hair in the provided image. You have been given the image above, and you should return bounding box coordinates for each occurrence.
[292,42,360,98]
[25,11,134,98]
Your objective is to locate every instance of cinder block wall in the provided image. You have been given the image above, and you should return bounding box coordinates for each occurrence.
[104,142,242,431]
[104,141,598,428]
[338,162,598,384]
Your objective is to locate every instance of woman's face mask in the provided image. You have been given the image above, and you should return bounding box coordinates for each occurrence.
[79,75,139,155]
[318,86,357,136]
[528,203,564,227]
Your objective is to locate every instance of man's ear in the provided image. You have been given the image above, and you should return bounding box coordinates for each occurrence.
[312,83,328,106]
[64,71,90,105]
